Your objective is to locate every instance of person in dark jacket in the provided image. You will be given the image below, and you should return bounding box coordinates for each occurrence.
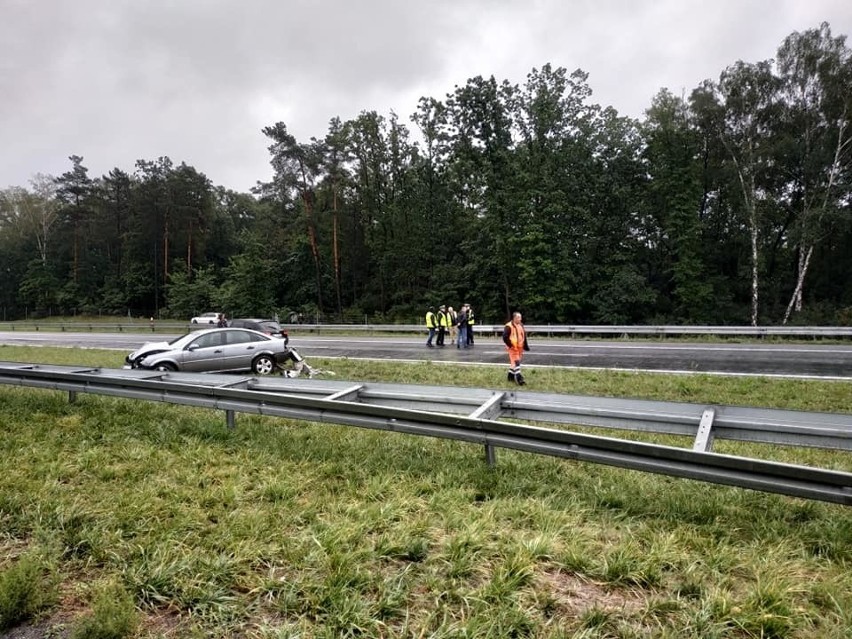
[456,305,469,348]
[502,311,530,384]
[466,304,475,346]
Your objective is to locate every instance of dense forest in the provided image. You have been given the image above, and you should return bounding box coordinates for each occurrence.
[1,23,850,326]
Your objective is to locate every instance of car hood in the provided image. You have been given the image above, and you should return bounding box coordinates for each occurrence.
[127,340,172,361]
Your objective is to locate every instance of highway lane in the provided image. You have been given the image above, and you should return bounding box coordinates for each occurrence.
[1,331,851,378]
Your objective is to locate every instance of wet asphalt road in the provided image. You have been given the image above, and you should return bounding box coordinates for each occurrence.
[1,331,851,379]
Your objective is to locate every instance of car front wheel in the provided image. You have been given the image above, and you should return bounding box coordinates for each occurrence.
[252,355,276,375]
[154,362,177,372]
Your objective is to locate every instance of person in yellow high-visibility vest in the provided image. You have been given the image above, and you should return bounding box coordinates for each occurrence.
[436,305,450,347]
[502,311,530,385]
[425,306,438,347]
[466,304,476,347]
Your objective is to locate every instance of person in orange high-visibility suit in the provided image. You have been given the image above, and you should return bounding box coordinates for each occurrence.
[502,311,530,385]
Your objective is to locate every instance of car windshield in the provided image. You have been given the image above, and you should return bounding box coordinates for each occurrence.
[259,321,282,332]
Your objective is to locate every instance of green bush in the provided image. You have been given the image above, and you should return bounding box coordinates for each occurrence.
[71,582,138,639]
[0,553,58,630]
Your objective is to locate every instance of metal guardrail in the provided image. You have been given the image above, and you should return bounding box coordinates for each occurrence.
[1,362,851,505]
[273,324,852,338]
[523,325,852,338]
[1,322,851,338]
[288,324,852,338]
[0,321,185,333]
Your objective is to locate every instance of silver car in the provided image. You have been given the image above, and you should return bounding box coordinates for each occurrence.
[124,327,290,375]
[190,312,220,324]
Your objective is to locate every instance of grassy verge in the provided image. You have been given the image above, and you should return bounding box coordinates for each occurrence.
[0,346,851,638]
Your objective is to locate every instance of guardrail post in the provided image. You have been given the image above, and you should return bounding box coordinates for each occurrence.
[226,410,235,430]
[484,443,497,466]
[68,390,77,404]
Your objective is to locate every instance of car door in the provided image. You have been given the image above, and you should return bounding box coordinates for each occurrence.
[180,331,228,372]
[220,329,270,371]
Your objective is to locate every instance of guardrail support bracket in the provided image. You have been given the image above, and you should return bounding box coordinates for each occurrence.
[226,409,235,430]
[470,392,506,468]
[693,408,716,452]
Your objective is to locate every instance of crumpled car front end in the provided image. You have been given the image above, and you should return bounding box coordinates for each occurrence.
[124,341,171,369]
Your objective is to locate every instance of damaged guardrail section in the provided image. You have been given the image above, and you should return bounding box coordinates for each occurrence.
[1,362,851,506]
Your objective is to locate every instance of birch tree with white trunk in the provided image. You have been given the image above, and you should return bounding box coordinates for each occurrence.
[0,174,59,266]
[776,23,852,324]
[715,61,780,326]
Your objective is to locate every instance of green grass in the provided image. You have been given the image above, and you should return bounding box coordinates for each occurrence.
[0,346,851,637]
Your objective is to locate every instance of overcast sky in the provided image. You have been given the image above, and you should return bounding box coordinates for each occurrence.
[2,0,851,193]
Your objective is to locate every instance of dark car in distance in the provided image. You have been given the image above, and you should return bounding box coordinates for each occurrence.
[228,318,288,340]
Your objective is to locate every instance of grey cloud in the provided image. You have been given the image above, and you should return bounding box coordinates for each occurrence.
[1,0,850,191]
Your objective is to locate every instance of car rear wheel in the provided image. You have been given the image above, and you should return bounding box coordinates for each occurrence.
[154,362,177,372]
[252,355,276,375]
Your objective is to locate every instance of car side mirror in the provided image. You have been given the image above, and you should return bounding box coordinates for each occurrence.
[187,344,199,351]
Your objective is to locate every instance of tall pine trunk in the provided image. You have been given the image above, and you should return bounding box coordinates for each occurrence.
[302,191,323,312]
[332,185,342,315]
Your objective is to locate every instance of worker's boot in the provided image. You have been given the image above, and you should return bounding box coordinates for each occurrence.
[507,371,515,383]
[516,373,526,386]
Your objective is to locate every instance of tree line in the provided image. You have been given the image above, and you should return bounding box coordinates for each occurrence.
[1,23,850,326]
